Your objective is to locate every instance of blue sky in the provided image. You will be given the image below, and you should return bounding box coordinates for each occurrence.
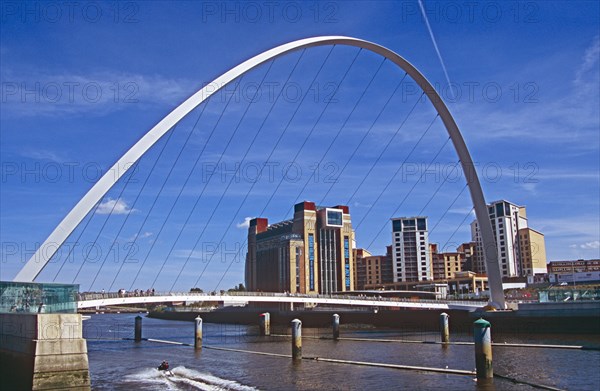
[1,1,599,291]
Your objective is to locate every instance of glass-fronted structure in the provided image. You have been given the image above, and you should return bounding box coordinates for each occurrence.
[539,289,600,302]
[0,281,78,313]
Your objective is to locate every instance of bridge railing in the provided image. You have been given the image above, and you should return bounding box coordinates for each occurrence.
[77,291,485,307]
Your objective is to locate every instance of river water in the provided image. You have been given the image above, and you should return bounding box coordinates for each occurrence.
[84,313,600,390]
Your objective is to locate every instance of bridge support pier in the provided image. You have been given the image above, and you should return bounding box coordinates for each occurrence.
[195,316,202,349]
[440,313,449,344]
[0,313,90,390]
[291,319,302,360]
[473,319,493,380]
[134,316,142,342]
[259,312,270,336]
[332,314,340,340]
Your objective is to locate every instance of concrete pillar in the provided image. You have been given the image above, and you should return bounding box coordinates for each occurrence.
[291,319,302,360]
[439,312,449,344]
[332,313,340,340]
[473,318,493,379]
[259,312,270,336]
[195,316,203,349]
[134,315,142,342]
[0,313,90,390]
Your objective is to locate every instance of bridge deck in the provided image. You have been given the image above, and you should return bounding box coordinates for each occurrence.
[78,292,484,310]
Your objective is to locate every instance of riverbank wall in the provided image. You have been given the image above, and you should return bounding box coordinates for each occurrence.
[148,302,600,334]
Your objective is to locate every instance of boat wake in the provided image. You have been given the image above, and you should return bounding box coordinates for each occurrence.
[124,366,258,390]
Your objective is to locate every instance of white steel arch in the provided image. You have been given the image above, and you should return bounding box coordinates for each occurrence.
[15,36,505,308]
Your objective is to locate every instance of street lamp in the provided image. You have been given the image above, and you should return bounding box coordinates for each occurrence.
[572,261,576,289]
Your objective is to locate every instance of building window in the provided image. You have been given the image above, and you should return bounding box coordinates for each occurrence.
[308,234,315,291]
[344,236,351,289]
[327,210,343,226]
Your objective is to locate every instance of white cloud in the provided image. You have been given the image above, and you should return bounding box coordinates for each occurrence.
[574,35,599,87]
[0,69,194,118]
[580,240,600,250]
[521,182,537,194]
[236,217,253,229]
[173,249,210,260]
[448,207,475,216]
[128,231,153,241]
[535,169,599,180]
[20,149,65,163]
[96,198,135,215]
[454,36,600,147]
[536,215,599,237]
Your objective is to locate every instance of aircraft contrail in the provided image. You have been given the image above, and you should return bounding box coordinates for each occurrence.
[417,0,455,99]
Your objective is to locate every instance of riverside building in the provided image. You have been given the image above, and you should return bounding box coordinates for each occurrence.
[353,246,394,290]
[391,216,431,282]
[471,200,547,278]
[430,243,463,280]
[245,201,355,294]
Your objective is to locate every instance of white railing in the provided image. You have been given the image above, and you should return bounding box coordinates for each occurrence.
[77,291,485,309]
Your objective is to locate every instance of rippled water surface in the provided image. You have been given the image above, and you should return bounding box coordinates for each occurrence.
[84,313,600,390]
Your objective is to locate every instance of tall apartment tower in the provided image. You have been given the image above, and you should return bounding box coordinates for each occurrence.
[471,200,530,277]
[245,201,355,294]
[391,217,431,282]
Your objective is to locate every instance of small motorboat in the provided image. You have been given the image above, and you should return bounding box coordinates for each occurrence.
[158,360,173,376]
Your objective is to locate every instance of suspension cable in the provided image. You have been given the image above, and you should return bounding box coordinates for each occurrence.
[353,112,438,230]
[148,56,281,289]
[365,136,452,250]
[187,49,321,289]
[210,48,365,290]
[72,160,141,284]
[285,57,388,216]
[318,72,408,205]
[126,77,247,290]
[105,122,179,291]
